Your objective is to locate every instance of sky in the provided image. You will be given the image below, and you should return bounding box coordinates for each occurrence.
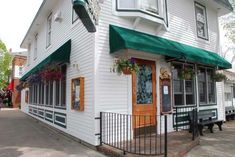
[0,0,43,52]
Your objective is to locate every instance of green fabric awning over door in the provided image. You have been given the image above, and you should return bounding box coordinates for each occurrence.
[20,39,71,81]
[110,25,231,69]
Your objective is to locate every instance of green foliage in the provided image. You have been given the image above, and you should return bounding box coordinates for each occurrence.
[213,73,227,82]
[0,40,12,89]
[220,1,235,60]
[178,66,195,80]
[111,58,139,75]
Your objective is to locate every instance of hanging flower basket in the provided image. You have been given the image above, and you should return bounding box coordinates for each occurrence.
[179,66,195,80]
[213,73,227,82]
[40,63,63,81]
[111,58,139,75]
[27,73,42,85]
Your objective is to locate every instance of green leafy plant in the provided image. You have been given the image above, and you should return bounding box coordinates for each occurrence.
[111,58,139,75]
[179,66,195,80]
[213,73,227,82]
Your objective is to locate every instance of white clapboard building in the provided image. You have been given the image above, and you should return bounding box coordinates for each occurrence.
[20,0,233,153]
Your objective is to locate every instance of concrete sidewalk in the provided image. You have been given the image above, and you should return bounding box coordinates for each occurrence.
[0,110,106,157]
[184,121,235,157]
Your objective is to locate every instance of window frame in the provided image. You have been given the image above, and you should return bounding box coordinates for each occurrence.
[172,62,197,107]
[54,64,67,109]
[198,66,216,106]
[34,34,38,60]
[46,13,52,48]
[27,44,31,66]
[194,2,209,41]
[72,8,79,24]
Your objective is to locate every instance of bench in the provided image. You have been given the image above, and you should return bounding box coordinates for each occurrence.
[225,106,235,121]
[189,110,223,136]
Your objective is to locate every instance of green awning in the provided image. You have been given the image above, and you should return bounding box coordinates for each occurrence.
[110,25,231,69]
[20,39,71,81]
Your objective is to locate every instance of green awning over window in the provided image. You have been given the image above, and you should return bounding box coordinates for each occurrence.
[20,39,71,81]
[110,25,231,69]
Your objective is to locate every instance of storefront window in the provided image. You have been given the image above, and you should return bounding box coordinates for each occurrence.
[207,69,215,103]
[198,67,216,105]
[55,64,66,108]
[198,68,207,103]
[172,63,196,106]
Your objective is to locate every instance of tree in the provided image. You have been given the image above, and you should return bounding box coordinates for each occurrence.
[0,40,12,89]
[220,0,235,62]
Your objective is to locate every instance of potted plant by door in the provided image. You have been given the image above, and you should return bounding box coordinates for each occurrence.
[111,58,139,75]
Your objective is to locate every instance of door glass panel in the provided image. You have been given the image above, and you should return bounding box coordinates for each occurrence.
[136,64,153,104]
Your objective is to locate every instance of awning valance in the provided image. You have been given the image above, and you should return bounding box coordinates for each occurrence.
[20,39,71,81]
[110,25,231,69]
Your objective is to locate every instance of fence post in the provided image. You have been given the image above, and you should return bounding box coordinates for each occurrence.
[192,109,195,141]
[100,112,102,146]
[164,115,168,157]
[176,108,178,132]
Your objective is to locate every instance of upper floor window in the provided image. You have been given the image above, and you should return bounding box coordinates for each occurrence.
[27,44,31,66]
[19,66,23,76]
[117,0,159,15]
[34,34,38,59]
[46,13,52,47]
[195,2,208,40]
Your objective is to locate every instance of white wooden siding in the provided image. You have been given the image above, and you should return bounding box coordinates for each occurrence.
[21,0,96,146]
[94,0,221,145]
[21,0,224,146]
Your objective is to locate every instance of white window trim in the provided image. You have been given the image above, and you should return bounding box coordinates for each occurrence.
[172,62,197,107]
[27,44,31,66]
[198,66,216,105]
[46,13,52,48]
[113,0,168,29]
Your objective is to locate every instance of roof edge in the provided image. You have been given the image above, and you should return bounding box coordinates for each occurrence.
[20,0,46,48]
[214,0,233,12]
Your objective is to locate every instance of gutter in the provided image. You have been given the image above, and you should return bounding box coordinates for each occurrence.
[20,0,47,48]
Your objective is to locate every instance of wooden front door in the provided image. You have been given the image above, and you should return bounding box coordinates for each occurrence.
[132,59,156,129]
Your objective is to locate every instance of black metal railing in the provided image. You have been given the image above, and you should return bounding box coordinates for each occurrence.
[174,106,199,140]
[190,108,199,140]
[174,106,196,131]
[100,112,167,156]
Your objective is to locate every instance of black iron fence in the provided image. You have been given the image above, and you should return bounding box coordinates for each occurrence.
[174,106,199,140]
[100,112,168,156]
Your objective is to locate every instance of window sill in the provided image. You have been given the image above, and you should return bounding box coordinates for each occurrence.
[173,105,197,108]
[199,103,216,106]
[45,105,53,108]
[71,18,81,29]
[54,106,66,110]
[195,36,210,45]
[113,9,168,30]
[46,45,52,51]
